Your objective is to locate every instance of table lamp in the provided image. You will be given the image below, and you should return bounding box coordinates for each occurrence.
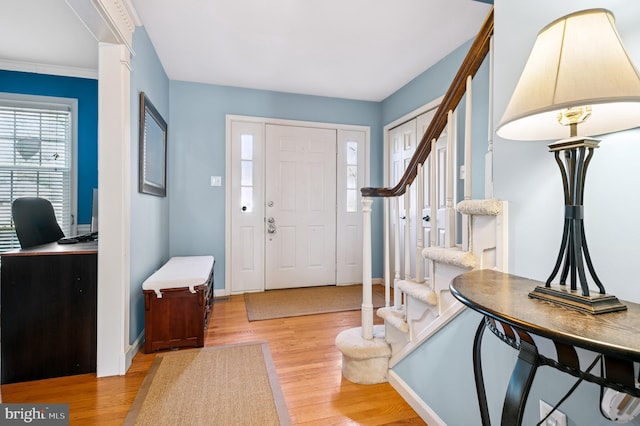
[496,9,640,314]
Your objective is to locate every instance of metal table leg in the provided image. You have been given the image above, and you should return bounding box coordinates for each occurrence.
[473,318,540,426]
[501,340,539,425]
[473,318,491,426]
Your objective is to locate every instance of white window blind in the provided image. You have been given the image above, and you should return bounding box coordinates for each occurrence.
[0,103,71,252]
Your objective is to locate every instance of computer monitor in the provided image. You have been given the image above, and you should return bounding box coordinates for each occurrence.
[90,188,98,233]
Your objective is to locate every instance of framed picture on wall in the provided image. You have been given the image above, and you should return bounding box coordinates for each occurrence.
[139,92,167,197]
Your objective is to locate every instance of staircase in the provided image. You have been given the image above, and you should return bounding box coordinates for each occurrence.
[378,198,507,366]
[336,7,502,389]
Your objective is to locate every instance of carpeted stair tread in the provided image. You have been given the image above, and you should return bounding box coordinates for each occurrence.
[397,279,438,306]
[377,306,409,333]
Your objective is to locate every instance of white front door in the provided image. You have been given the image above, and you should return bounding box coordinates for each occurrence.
[264,125,337,289]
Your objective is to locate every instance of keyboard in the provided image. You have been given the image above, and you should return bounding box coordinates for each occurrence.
[58,231,98,244]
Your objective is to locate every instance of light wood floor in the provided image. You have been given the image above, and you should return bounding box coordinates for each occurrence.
[1,293,426,425]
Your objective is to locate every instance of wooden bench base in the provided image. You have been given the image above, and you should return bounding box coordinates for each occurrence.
[143,257,214,353]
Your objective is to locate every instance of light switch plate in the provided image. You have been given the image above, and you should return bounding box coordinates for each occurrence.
[210,176,222,186]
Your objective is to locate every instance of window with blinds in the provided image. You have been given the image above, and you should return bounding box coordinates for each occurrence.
[0,102,72,253]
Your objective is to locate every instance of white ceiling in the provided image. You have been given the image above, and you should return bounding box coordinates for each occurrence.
[1,0,492,102]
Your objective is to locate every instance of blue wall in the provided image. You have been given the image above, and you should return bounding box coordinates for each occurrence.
[128,27,171,344]
[382,40,490,202]
[0,70,98,224]
[168,82,383,289]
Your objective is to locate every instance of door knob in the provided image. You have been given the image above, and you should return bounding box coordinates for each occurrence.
[267,217,276,234]
[423,215,430,222]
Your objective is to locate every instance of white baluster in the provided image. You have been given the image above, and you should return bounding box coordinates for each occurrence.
[445,110,456,248]
[465,75,473,200]
[394,197,401,310]
[404,184,411,281]
[415,164,424,283]
[429,138,437,283]
[361,196,373,340]
[486,35,494,199]
[384,197,390,308]
[462,78,473,252]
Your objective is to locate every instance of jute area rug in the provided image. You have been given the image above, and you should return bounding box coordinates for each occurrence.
[124,342,290,426]
[244,284,386,321]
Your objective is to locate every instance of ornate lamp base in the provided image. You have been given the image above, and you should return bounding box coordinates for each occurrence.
[541,137,627,314]
[529,285,627,315]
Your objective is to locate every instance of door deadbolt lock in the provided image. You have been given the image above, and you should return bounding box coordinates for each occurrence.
[267,217,277,234]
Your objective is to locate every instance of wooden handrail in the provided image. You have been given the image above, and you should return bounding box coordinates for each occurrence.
[362,7,494,198]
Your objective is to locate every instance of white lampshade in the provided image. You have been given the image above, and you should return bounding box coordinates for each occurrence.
[497,9,640,141]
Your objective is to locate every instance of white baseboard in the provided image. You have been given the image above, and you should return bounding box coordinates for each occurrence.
[214,288,228,298]
[126,330,145,371]
[388,369,447,426]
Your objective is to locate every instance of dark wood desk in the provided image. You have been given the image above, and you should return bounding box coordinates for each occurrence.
[1,241,97,384]
[450,269,640,426]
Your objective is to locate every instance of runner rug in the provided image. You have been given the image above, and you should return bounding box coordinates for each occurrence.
[124,342,290,426]
[244,284,386,321]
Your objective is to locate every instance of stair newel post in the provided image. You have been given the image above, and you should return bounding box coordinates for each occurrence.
[361,196,374,340]
[383,197,391,308]
[394,197,402,310]
[415,164,424,284]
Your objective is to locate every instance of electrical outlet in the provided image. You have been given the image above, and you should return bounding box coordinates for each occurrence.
[540,400,567,426]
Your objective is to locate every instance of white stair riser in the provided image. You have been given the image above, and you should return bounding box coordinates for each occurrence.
[385,323,410,354]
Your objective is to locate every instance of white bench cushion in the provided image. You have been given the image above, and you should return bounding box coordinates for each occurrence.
[142,256,214,298]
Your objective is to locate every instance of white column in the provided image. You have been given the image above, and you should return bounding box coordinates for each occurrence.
[97,42,131,377]
[361,197,373,340]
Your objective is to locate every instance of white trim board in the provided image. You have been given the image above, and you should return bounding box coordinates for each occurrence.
[388,369,447,426]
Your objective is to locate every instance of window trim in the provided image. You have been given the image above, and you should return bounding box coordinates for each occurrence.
[0,92,79,239]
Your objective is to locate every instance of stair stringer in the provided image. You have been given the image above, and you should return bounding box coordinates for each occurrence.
[389,298,466,367]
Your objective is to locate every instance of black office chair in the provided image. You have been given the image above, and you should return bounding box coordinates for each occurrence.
[12,197,65,249]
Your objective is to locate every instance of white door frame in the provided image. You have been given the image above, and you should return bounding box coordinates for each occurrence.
[225,115,370,295]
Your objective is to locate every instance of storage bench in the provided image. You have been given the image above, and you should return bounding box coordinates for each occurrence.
[142,256,214,353]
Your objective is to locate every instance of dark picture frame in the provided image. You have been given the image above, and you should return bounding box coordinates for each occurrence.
[139,92,167,197]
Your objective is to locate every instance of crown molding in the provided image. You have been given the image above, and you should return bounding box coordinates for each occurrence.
[0,59,98,80]
[65,0,137,55]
